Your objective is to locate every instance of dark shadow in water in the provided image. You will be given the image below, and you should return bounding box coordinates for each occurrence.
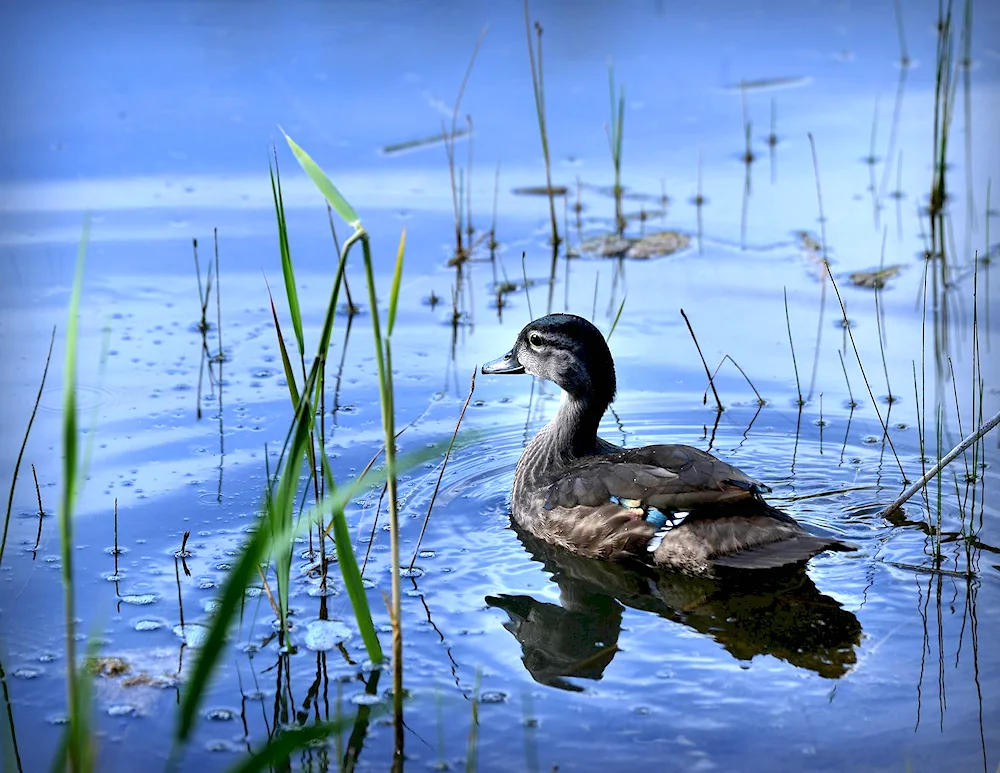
[488,524,862,691]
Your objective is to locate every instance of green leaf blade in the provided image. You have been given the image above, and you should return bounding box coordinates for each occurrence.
[281,130,362,231]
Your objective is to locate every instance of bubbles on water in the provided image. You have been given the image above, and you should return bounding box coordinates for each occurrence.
[134,619,164,632]
[13,667,43,679]
[400,566,424,578]
[173,623,211,647]
[307,582,338,598]
[304,619,352,652]
[108,704,137,718]
[205,708,235,721]
[479,691,507,704]
[121,594,158,606]
[350,692,382,706]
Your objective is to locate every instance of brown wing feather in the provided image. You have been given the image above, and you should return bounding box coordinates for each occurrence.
[531,501,657,561]
[541,444,765,512]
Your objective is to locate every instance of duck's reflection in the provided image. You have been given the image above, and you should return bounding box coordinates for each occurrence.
[488,525,862,690]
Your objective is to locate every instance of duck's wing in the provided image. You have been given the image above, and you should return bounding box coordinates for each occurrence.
[650,501,859,572]
[620,444,769,496]
[529,501,658,562]
[541,444,765,512]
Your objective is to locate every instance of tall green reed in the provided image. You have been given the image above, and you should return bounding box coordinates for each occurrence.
[54,218,95,773]
[170,136,414,768]
[282,129,408,763]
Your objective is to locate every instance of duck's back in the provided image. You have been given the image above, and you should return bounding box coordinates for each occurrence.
[536,443,767,513]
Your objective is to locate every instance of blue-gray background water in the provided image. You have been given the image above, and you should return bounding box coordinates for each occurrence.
[1,2,998,771]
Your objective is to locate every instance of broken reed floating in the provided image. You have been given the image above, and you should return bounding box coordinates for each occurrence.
[879,408,1000,519]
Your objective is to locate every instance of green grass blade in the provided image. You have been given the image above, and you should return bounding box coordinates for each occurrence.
[269,151,306,361]
[58,217,92,773]
[270,391,316,639]
[62,220,88,524]
[175,370,321,744]
[176,430,385,746]
[319,454,383,663]
[616,88,625,162]
[281,130,361,231]
[386,229,406,338]
[607,293,627,339]
[175,520,271,744]
[264,277,301,408]
[224,715,376,773]
[315,236,353,368]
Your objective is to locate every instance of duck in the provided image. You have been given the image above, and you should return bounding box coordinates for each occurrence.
[481,313,856,575]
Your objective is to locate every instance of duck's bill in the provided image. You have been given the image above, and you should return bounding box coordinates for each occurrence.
[481,350,524,375]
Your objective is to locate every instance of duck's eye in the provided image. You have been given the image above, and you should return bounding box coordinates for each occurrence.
[528,332,544,350]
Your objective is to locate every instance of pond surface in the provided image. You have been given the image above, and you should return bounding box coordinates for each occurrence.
[2,2,999,771]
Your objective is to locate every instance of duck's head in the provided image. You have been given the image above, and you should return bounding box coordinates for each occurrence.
[481,313,617,407]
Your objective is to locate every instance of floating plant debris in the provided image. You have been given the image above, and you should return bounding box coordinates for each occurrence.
[848,265,904,289]
[381,128,469,156]
[85,656,131,678]
[580,230,690,259]
[723,75,812,92]
[512,185,569,196]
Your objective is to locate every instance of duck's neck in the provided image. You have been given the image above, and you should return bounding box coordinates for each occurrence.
[548,392,605,458]
[513,392,607,504]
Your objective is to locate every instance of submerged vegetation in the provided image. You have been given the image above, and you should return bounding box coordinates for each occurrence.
[1,1,997,771]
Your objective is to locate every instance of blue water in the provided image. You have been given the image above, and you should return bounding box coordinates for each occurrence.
[1,2,998,771]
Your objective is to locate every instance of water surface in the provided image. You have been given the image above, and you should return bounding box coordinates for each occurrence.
[1,2,998,771]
